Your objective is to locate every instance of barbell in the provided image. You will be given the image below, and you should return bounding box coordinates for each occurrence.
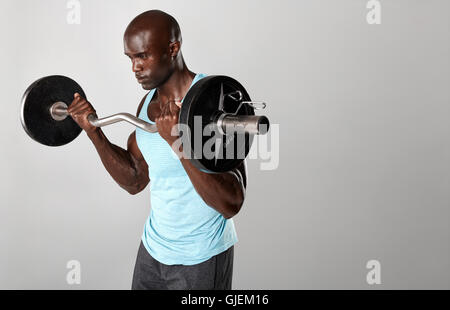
[20,75,270,173]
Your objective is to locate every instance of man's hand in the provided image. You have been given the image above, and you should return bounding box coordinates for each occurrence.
[156,100,181,146]
[67,93,98,135]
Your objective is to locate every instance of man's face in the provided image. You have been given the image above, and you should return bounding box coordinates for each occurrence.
[124,30,171,90]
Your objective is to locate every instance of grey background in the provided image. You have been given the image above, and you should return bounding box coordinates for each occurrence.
[0,0,449,289]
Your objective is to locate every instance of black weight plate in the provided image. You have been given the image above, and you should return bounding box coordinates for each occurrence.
[21,75,86,146]
[179,75,255,173]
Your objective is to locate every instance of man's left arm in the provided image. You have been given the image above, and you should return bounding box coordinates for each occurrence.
[179,158,247,219]
[156,101,247,219]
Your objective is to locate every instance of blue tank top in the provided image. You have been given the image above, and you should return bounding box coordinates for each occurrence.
[135,73,238,265]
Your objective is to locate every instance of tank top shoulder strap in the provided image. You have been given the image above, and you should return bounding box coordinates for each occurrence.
[138,89,156,123]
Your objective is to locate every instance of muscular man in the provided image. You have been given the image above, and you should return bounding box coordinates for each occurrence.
[66,10,246,290]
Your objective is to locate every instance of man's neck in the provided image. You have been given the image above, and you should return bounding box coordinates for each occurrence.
[157,67,196,103]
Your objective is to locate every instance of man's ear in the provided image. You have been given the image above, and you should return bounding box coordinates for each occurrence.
[169,41,181,58]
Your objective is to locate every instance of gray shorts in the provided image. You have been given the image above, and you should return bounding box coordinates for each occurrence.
[131,241,234,290]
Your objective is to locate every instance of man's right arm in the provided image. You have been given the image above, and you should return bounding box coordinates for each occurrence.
[69,93,150,195]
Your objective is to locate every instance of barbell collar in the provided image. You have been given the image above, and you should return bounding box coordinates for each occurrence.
[217,113,270,135]
[49,101,69,121]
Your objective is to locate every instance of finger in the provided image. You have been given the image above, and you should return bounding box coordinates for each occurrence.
[68,96,83,112]
[167,101,174,115]
[69,98,86,109]
[69,93,85,107]
[73,106,94,118]
[70,105,94,121]
[161,102,169,117]
[70,99,92,114]
[155,112,163,123]
[169,100,180,114]
[155,116,163,129]
[73,92,87,100]
[70,103,90,116]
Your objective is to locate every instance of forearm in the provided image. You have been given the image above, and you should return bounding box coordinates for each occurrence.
[86,129,144,193]
[179,156,244,219]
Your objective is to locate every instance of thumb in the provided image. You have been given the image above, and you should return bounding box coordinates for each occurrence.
[170,100,181,114]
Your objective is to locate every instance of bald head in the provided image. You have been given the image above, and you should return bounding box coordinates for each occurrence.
[124,10,184,90]
[125,10,182,46]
